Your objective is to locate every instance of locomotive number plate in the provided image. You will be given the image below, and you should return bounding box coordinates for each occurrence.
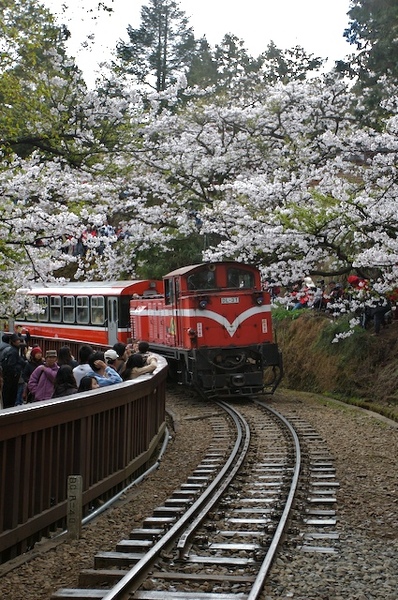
[221,297,239,304]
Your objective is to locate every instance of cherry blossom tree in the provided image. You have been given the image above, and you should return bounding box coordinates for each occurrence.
[113,73,398,296]
[2,1,398,338]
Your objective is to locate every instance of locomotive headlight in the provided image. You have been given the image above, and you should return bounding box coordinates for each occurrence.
[232,374,246,387]
[199,298,208,310]
[256,296,263,305]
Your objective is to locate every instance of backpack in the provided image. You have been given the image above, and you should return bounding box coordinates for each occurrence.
[1,346,21,376]
[0,346,12,368]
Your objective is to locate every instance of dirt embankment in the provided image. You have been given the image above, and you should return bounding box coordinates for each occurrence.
[274,311,398,419]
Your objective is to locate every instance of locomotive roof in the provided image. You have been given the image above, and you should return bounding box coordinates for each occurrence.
[165,262,254,278]
[20,280,157,297]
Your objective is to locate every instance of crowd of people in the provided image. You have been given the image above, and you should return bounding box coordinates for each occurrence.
[270,274,395,335]
[0,336,158,410]
[60,223,128,257]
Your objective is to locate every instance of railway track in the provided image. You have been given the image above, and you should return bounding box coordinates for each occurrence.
[51,398,339,599]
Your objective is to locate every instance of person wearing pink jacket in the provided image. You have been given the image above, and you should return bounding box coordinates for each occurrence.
[28,350,59,402]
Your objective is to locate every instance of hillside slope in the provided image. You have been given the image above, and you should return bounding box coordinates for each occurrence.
[274,311,398,419]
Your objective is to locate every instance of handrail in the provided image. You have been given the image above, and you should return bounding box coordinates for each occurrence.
[0,356,168,564]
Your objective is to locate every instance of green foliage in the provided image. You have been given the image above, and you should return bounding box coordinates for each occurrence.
[345,0,398,78]
[186,37,218,88]
[115,0,196,91]
[260,41,324,83]
[314,315,369,360]
[212,34,262,88]
[324,392,398,423]
[271,306,304,322]
[135,233,205,279]
[343,0,398,118]
[276,311,398,421]
[0,0,89,160]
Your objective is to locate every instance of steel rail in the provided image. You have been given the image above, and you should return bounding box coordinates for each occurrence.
[176,400,251,557]
[52,400,302,600]
[247,400,302,599]
[100,402,245,599]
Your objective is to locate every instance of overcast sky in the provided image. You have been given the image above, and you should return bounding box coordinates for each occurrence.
[43,0,353,87]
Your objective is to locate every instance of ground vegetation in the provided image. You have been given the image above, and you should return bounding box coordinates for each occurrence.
[275,309,398,422]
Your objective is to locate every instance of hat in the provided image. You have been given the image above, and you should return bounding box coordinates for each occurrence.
[104,349,118,361]
[9,333,22,344]
[31,346,43,359]
[46,349,58,358]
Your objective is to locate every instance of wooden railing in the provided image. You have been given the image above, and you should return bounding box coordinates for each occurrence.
[0,357,168,563]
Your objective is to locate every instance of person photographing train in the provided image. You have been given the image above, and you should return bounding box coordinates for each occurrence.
[87,351,123,386]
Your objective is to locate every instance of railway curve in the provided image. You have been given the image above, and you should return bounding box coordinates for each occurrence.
[1,389,397,599]
[50,399,303,599]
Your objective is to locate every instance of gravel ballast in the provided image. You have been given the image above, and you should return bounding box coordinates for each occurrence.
[0,388,397,599]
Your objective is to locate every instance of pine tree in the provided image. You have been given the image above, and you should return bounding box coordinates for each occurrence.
[115,0,196,91]
[344,0,398,81]
[342,0,398,118]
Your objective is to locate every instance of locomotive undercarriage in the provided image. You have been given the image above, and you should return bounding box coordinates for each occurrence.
[162,343,283,399]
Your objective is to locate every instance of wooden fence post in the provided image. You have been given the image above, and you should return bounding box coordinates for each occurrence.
[67,475,83,539]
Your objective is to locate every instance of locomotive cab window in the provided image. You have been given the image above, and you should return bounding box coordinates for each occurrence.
[76,296,89,324]
[91,296,105,325]
[62,296,75,323]
[50,296,61,322]
[187,269,216,290]
[227,268,254,289]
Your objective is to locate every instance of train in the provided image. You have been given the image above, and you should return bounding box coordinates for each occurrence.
[14,261,283,398]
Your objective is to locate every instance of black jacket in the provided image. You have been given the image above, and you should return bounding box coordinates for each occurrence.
[1,345,26,378]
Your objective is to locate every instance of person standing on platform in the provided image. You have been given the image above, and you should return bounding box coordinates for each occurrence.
[22,346,44,403]
[73,344,94,386]
[0,333,10,361]
[77,375,100,392]
[52,365,78,398]
[28,349,59,402]
[122,353,158,380]
[1,333,27,408]
[87,351,123,386]
[57,345,78,369]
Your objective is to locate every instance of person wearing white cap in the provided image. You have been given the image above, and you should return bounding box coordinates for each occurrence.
[104,349,118,364]
[87,351,122,387]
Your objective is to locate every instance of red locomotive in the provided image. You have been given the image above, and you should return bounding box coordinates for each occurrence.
[14,262,283,398]
[130,262,283,397]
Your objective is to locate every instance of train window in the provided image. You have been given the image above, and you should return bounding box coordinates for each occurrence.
[227,268,254,289]
[76,296,89,324]
[187,269,216,290]
[38,296,49,322]
[25,311,38,322]
[164,279,173,305]
[63,296,75,323]
[91,296,105,325]
[24,302,38,322]
[50,296,62,322]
